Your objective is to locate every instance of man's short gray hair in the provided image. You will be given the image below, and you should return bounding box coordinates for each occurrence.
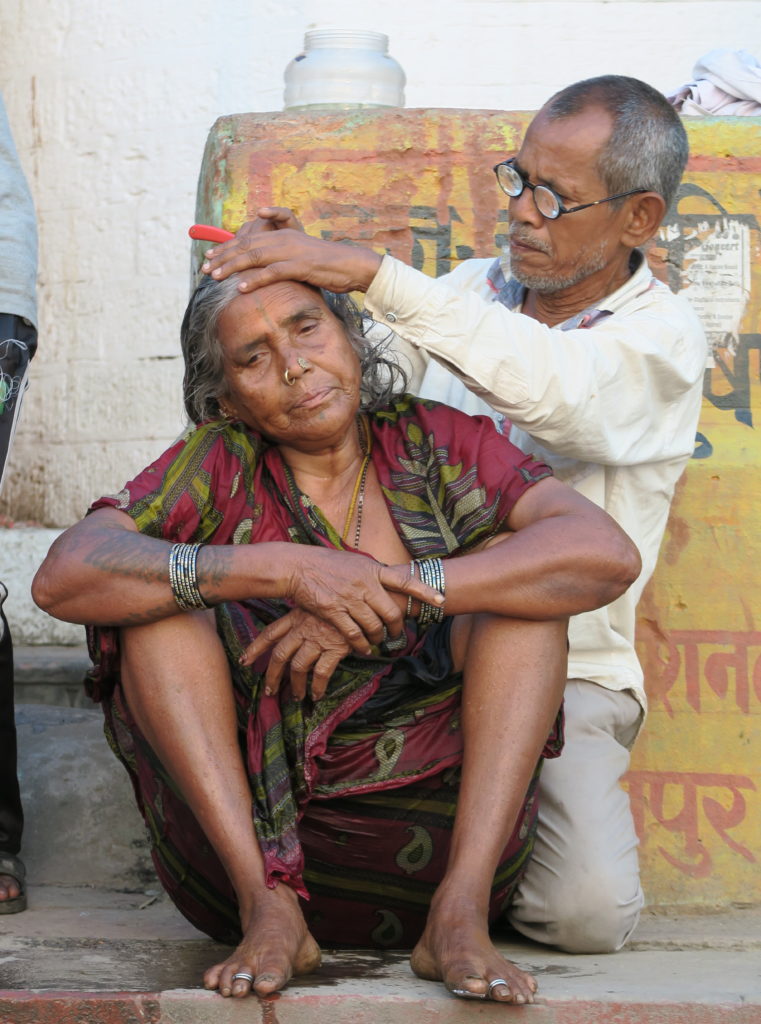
[542,75,689,214]
[180,275,407,425]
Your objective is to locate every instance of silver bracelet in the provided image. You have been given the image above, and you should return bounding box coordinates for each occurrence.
[405,560,415,619]
[168,542,211,611]
[414,557,446,625]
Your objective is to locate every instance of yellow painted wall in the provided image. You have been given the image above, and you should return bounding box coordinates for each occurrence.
[195,109,761,908]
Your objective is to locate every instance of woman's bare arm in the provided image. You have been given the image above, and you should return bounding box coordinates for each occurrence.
[31,506,442,651]
[433,477,641,621]
[241,477,640,696]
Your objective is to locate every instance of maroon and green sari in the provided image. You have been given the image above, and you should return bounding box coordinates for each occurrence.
[87,395,561,947]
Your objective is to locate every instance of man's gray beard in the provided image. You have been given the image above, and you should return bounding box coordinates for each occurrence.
[508,238,609,295]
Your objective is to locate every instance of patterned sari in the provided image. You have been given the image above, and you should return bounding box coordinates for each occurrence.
[87,395,561,947]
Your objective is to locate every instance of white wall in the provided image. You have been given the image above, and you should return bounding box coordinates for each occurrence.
[0,0,757,645]
[1,0,758,526]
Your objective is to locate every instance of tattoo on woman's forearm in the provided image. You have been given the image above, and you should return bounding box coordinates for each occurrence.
[83,531,169,583]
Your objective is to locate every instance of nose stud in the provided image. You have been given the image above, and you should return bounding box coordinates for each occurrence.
[284,357,312,386]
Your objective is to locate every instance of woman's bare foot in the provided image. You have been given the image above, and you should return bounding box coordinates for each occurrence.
[204,882,321,998]
[411,888,537,1004]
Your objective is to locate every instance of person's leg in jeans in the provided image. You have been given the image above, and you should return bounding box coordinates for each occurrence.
[507,679,644,953]
[0,313,35,911]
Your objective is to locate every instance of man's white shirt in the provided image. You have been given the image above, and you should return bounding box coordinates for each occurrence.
[365,251,707,712]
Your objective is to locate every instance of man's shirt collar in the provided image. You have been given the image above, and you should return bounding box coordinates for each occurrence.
[486,249,651,330]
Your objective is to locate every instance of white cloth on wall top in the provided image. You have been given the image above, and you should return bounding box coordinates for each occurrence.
[668,49,761,115]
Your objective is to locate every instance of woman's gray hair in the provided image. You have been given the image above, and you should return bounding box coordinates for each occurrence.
[181,274,408,425]
[543,75,689,214]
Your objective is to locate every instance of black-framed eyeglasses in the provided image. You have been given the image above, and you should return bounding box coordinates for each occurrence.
[493,158,647,220]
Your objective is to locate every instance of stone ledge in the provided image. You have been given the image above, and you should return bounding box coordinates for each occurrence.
[14,644,93,708]
[2,887,760,1019]
[1,991,758,1024]
[0,527,82,646]
[14,644,91,684]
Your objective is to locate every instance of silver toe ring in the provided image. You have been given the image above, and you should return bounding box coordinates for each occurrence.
[451,988,487,1000]
[487,977,510,998]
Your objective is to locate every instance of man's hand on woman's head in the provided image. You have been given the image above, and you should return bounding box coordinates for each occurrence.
[255,205,305,231]
[200,211,383,295]
[200,206,302,282]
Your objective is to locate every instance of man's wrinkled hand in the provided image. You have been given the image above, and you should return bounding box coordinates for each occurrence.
[200,220,382,295]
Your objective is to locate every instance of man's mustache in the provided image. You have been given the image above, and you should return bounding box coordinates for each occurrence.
[508,225,552,256]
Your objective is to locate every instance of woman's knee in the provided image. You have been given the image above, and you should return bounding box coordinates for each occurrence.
[121,608,220,681]
[122,608,216,647]
[453,613,567,674]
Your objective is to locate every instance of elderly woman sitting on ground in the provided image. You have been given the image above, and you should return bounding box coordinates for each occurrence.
[33,270,640,1005]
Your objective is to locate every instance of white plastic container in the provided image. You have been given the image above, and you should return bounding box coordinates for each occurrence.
[283,29,405,110]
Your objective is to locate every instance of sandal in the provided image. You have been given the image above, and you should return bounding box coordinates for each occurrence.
[0,853,26,914]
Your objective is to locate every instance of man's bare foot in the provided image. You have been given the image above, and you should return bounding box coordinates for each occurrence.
[204,882,321,998]
[411,888,537,1004]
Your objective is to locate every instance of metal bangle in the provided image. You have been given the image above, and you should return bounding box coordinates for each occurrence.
[405,559,415,619]
[414,557,446,625]
[168,543,211,611]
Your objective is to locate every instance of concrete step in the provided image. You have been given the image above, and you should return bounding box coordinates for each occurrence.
[7,690,761,1022]
[15,703,154,891]
[0,886,759,1022]
[14,643,93,708]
